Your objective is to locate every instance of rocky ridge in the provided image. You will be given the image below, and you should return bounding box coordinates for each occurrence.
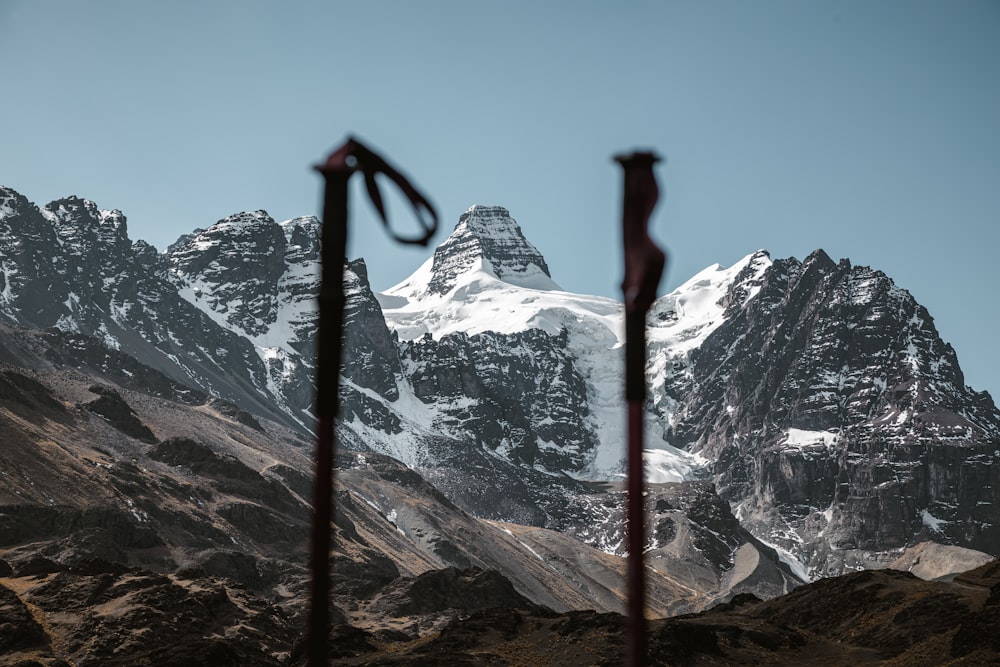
[0,187,299,430]
[419,205,559,296]
[327,560,1000,665]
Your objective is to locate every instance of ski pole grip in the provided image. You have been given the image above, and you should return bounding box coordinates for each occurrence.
[316,136,438,247]
[616,150,665,402]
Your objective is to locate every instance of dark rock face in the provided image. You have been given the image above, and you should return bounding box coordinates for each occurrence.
[44,196,133,330]
[0,505,164,552]
[206,397,264,431]
[41,329,208,405]
[150,437,257,479]
[369,566,541,617]
[166,210,287,337]
[161,211,403,429]
[341,259,402,401]
[165,212,322,426]
[149,437,303,517]
[0,570,295,666]
[401,327,595,469]
[0,581,48,653]
[662,249,1000,575]
[0,187,72,328]
[0,369,66,416]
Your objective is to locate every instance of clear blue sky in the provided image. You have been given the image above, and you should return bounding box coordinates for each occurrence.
[2,1,998,397]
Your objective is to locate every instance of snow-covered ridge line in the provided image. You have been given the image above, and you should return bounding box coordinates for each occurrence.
[648,249,771,353]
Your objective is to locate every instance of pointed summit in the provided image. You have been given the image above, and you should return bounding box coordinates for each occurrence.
[403,205,559,297]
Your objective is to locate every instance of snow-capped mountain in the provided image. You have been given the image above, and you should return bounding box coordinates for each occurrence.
[2,185,998,583]
[379,204,707,480]
[662,249,1000,577]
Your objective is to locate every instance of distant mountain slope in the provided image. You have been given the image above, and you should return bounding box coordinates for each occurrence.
[375,204,1000,577]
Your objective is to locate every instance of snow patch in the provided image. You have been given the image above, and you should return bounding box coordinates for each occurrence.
[782,428,839,449]
[921,508,949,533]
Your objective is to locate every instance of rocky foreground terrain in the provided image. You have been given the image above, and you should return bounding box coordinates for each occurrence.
[326,560,1000,666]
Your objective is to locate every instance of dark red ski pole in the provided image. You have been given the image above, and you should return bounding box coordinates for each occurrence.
[308,137,437,666]
[616,150,665,667]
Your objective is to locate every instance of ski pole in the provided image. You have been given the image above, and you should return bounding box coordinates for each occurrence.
[308,137,437,666]
[616,150,665,667]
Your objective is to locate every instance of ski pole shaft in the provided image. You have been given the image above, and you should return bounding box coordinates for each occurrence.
[616,150,665,667]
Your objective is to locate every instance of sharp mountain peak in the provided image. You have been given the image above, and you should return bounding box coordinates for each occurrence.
[392,204,562,298]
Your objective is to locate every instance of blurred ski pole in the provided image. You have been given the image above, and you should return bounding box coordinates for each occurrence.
[308,137,437,666]
[616,150,665,667]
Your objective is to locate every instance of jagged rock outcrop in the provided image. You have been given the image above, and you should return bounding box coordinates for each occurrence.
[84,385,157,443]
[165,211,323,426]
[341,259,402,401]
[167,210,288,337]
[0,187,72,327]
[0,566,297,666]
[400,327,594,469]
